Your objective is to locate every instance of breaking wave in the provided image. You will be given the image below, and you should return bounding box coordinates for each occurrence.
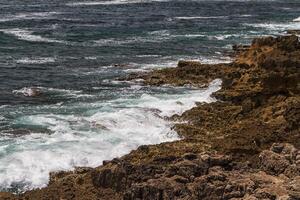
[0,80,221,192]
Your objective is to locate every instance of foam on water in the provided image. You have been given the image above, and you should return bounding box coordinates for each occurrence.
[0,12,60,23]
[13,87,93,99]
[0,80,221,192]
[0,29,67,44]
[66,0,170,6]
[93,34,171,47]
[174,16,226,20]
[244,21,300,32]
[293,17,300,22]
[16,57,56,64]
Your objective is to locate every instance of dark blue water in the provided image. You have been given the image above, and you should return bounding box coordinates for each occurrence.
[0,0,299,193]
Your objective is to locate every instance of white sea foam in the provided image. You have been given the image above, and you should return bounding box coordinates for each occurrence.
[244,21,300,32]
[16,57,56,64]
[0,12,60,22]
[67,0,169,6]
[124,55,232,73]
[177,34,206,38]
[0,80,221,192]
[238,14,253,17]
[94,30,171,46]
[293,17,300,22]
[12,88,41,97]
[84,56,98,60]
[13,87,93,99]
[147,30,170,36]
[0,29,67,44]
[208,34,241,41]
[0,105,8,109]
[136,55,161,58]
[175,16,226,20]
[93,31,243,47]
[93,34,171,46]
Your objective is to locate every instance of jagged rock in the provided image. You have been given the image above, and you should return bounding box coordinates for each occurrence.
[4,35,300,200]
[259,150,290,175]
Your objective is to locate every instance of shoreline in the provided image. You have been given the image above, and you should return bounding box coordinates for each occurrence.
[1,34,299,200]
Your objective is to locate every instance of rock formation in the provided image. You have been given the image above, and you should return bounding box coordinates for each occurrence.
[1,35,299,200]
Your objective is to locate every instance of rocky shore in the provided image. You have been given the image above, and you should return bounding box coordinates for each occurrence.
[1,35,299,200]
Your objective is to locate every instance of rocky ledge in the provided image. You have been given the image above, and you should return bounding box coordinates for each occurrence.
[1,35,299,200]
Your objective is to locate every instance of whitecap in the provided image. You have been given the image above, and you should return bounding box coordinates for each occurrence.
[147,30,170,36]
[93,36,169,47]
[0,29,67,44]
[84,56,98,60]
[67,0,169,6]
[136,55,161,58]
[176,34,206,38]
[293,17,300,22]
[0,12,60,22]
[244,22,300,32]
[16,57,56,64]
[208,34,241,41]
[13,87,93,99]
[0,105,8,109]
[12,87,42,97]
[236,14,252,18]
[174,16,226,20]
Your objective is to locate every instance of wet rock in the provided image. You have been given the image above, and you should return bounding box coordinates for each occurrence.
[5,35,300,200]
[286,30,300,35]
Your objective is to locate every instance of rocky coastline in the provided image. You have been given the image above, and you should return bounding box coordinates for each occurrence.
[1,34,299,200]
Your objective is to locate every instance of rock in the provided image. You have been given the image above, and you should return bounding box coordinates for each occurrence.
[0,193,16,200]
[5,35,300,200]
[286,30,300,35]
[259,150,290,175]
[232,44,251,54]
[183,153,198,160]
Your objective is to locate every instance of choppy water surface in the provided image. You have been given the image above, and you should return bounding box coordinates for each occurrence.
[0,0,299,192]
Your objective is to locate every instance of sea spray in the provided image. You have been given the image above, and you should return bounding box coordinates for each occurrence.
[0,80,221,192]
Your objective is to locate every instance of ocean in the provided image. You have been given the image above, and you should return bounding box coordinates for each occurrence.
[0,0,299,193]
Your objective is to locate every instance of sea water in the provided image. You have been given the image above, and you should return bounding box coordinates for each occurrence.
[0,0,299,192]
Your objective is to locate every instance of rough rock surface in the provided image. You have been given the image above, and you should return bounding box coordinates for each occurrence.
[1,35,299,200]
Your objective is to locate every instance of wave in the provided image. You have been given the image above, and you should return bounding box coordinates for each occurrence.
[174,16,226,20]
[92,31,243,47]
[147,30,170,36]
[123,55,232,73]
[16,57,56,64]
[0,29,67,44]
[93,35,170,46]
[0,12,60,23]
[244,22,300,32]
[67,0,169,6]
[13,87,93,99]
[13,87,42,97]
[236,14,253,18]
[293,17,300,22]
[0,80,221,192]
[0,105,8,109]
